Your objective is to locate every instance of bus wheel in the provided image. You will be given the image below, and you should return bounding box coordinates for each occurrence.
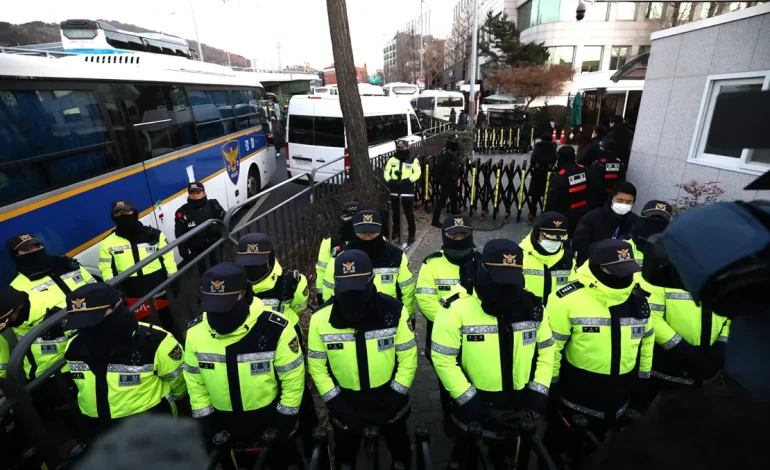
[247,166,261,198]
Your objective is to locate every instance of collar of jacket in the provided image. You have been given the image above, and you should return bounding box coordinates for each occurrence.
[576,263,634,308]
[203,297,264,339]
[521,231,564,268]
[251,261,284,294]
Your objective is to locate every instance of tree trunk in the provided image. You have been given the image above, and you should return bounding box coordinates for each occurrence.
[325,0,373,184]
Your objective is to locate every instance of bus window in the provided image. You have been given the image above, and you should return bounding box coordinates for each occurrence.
[0,89,118,208]
[437,97,464,108]
[189,89,236,142]
[232,90,261,130]
[287,115,313,145]
[314,116,345,148]
[365,114,408,146]
[410,113,421,134]
[167,85,195,149]
[416,96,434,110]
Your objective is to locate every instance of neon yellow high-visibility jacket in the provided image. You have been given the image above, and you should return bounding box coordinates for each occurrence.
[11,256,95,309]
[322,244,415,319]
[98,227,177,298]
[520,232,576,306]
[250,261,308,325]
[316,235,348,297]
[547,263,653,420]
[415,250,473,323]
[383,155,422,198]
[0,335,9,380]
[640,276,729,386]
[183,298,305,419]
[65,322,187,420]
[13,289,71,379]
[431,288,554,432]
[307,294,417,409]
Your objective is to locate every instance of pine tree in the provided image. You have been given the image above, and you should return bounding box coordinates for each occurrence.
[478,11,549,68]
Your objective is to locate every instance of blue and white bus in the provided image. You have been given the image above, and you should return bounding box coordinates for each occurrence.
[60,19,195,59]
[0,52,277,282]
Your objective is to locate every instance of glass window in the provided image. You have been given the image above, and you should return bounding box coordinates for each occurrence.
[365,114,408,146]
[646,2,665,19]
[167,85,195,149]
[416,96,435,110]
[703,82,763,159]
[610,46,629,70]
[189,89,236,142]
[616,2,638,20]
[581,46,603,73]
[410,113,421,134]
[518,1,532,30]
[314,116,346,148]
[546,46,575,68]
[0,89,118,207]
[287,114,313,145]
[585,1,609,21]
[638,45,651,56]
[232,89,261,129]
[437,97,464,108]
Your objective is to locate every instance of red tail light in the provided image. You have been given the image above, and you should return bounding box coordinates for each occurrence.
[344,148,350,177]
[285,143,290,168]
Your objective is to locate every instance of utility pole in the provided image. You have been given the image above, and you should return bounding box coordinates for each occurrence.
[419,0,423,82]
[276,43,282,71]
[469,0,479,156]
[188,0,204,62]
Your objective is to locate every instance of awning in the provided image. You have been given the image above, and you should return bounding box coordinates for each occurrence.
[483,93,517,103]
[610,53,649,83]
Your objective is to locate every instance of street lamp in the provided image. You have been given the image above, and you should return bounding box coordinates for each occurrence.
[469,0,480,156]
[188,0,204,61]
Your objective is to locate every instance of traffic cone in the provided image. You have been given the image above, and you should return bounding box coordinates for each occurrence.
[560,128,566,145]
[551,128,557,142]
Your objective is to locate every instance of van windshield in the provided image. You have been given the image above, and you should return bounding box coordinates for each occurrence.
[288,114,345,148]
[437,97,463,107]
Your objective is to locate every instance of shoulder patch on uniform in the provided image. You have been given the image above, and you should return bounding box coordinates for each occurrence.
[269,312,289,328]
[188,315,204,329]
[422,251,443,265]
[556,281,584,298]
[168,344,183,360]
[288,336,300,354]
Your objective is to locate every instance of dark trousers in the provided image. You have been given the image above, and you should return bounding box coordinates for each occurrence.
[431,182,460,225]
[449,427,517,469]
[541,405,609,469]
[391,196,416,241]
[299,386,319,457]
[332,412,412,469]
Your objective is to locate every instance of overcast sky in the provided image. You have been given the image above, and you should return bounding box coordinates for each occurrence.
[6,0,453,72]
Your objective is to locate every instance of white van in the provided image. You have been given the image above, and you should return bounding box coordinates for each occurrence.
[383,82,419,105]
[416,90,465,121]
[286,95,423,182]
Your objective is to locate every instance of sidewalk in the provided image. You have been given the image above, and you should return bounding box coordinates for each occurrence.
[402,207,534,468]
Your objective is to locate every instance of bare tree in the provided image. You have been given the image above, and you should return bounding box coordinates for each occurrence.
[489,64,574,108]
[445,0,473,83]
[424,40,445,89]
[325,0,372,183]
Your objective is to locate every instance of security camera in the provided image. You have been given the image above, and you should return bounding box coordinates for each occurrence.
[576,1,587,21]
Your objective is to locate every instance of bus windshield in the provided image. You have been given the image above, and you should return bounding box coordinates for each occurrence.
[437,97,463,107]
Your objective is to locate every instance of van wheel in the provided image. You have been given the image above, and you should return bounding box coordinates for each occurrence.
[247,166,261,198]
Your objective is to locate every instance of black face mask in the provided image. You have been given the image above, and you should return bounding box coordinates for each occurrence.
[442,234,475,264]
[475,265,526,321]
[113,212,142,240]
[396,148,410,162]
[5,293,30,330]
[590,264,634,289]
[630,217,668,251]
[331,281,377,330]
[207,291,252,335]
[340,219,354,243]
[188,196,208,209]
[245,261,273,285]
[349,235,385,258]
[79,304,138,355]
[15,248,54,278]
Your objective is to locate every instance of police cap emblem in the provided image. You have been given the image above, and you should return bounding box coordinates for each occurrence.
[71,298,87,310]
[503,254,516,265]
[553,220,563,228]
[363,214,373,223]
[617,249,630,261]
[210,280,226,293]
[454,217,464,226]
[247,243,259,253]
[342,262,355,274]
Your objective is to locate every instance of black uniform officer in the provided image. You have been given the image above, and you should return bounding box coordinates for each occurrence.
[528,134,558,224]
[174,182,225,265]
[587,139,624,210]
[384,140,422,245]
[431,135,463,228]
[544,146,591,243]
[234,232,317,456]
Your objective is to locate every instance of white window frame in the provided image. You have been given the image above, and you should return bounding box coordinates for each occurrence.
[687,71,770,176]
[615,2,639,21]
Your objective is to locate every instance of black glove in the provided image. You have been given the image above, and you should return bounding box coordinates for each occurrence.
[456,393,489,424]
[383,387,409,420]
[327,394,364,430]
[275,412,298,441]
[393,170,402,179]
[316,292,323,305]
[630,377,650,410]
[547,381,561,414]
[489,408,530,431]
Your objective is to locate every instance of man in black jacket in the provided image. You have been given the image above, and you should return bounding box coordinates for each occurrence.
[174,182,225,266]
[528,133,558,225]
[577,125,608,167]
[544,146,591,243]
[431,135,462,227]
[573,181,639,266]
[606,115,634,170]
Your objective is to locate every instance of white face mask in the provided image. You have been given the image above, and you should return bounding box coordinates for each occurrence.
[611,203,633,215]
[539,240,562,253]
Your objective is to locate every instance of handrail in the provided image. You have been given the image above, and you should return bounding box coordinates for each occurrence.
[223,172,312,234]
[227,186,313,245]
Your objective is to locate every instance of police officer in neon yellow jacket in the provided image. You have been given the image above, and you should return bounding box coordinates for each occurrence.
[234,232,317,458]
[544,240,653,464]
[308,250,417,468]
[316,201,360,303]
[431,240,554,467]
[63,283,186,435]
[519,212,576,306]
[322,210,415,319]
[384,140,421,244]
[183,263,304,469]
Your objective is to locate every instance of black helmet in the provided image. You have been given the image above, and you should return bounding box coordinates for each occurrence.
[446,134,460,151]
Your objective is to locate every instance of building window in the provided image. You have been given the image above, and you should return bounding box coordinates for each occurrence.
[646,2,665,19]
[518,1,532,30]
[638,45,651,56]
[689,72,770,174]
[581,46,603,73]
[610,46,629,70]
[546,46,575,68]
[616,2,638,20]
[585,1,609,21]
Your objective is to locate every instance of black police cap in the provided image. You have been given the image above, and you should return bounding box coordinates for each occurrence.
[352,210,383,234]
[199,263,249,313]
[589,239,641,278]
[480,239,525,285]
[334,249,373,293]
[64,283,123,330]
[235,233,272,266]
